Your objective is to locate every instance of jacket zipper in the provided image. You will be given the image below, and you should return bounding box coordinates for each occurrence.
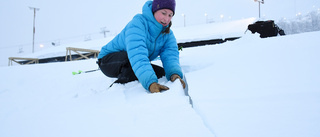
[149,32,162,58]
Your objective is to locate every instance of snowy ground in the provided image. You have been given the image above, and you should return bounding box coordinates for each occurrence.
[1,18,254,67]
[1,22,320,136]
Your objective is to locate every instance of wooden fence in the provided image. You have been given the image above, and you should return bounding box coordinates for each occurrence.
[65,47,100,61]
[8,57,39,66]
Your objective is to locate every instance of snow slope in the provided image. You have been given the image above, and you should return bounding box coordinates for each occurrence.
[184,32,320,137]
[0,58,213,137]
[1,18,254,67]
[1,28,320,136]
[173,18,255,43]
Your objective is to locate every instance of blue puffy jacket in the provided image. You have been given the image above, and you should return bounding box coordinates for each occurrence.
[98,1,183,91]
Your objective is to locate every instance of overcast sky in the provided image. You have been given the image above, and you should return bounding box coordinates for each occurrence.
[1,0,319,53]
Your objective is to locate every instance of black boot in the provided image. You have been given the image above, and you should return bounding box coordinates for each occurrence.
[113,65,138,84]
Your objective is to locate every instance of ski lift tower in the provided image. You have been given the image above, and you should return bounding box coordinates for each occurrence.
[254,0,264,19]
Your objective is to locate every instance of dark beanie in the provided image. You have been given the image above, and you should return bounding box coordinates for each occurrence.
[152,0,176,15]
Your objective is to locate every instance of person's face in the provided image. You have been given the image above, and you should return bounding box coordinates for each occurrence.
[154,9,174,27]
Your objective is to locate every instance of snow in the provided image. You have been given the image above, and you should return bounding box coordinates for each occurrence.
[184,32,320,137]
[1,20,320,137]
[1,18,255,63]
[173,18,256,43]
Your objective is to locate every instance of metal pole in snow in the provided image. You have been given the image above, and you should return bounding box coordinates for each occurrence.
[254,0,264,19]
[29,7,40,53]
[182,14,186,27]
[259,1,261,18]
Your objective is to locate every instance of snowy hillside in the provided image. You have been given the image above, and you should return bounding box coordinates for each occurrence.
[1,25,320,137]
[1,18,254,66]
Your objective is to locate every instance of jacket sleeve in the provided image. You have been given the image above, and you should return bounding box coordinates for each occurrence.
[125,15,158,91]
[160,31,183,80]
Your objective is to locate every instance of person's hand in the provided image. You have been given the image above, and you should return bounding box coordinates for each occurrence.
[149,82,169,93]
[170,74,186,89]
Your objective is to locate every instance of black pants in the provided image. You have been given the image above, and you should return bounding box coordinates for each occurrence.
[98,51,165,84]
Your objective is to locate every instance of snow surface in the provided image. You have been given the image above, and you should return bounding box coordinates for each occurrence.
[173,18,255,43]
[1,20,320,137]
[1,18,255,65]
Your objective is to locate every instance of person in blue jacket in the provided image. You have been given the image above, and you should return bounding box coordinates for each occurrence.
[97,0,185,93]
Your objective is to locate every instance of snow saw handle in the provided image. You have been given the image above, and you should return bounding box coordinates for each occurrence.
[72,69,100,75]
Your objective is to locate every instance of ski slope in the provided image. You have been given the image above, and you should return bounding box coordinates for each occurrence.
[1,23,320,137]
[1,18,254,64]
